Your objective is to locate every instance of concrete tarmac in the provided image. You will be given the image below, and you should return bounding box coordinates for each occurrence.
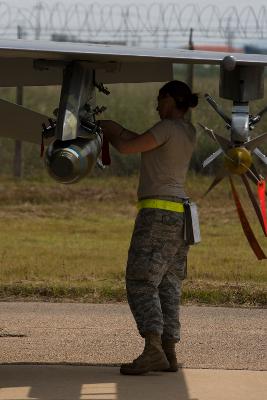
[0,365,266,400]
[0,302,266,400]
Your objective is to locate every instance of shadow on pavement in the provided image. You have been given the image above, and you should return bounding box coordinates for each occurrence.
[0,364,197,400]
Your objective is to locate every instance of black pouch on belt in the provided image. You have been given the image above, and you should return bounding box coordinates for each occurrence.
[183,201,201,245]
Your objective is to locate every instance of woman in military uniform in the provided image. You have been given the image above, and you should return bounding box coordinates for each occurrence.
[100,80,198,375]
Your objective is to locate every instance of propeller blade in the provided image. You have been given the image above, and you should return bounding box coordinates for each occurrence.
[253,147,267,166]
[198,123,216,141]
[245,131,267,151]
[213,133,231,152]
[203,148,223,168]
[198,123,231,152]
[245,163,263,186]
[202,169,228,198]
[204,94,232,125]
[246,170,260,186]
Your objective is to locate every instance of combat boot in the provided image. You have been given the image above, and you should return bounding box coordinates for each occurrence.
[120,333,170,375]
[162,340,178,372]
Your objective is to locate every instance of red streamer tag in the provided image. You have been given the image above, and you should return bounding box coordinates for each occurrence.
[102,136,111,165]
[257,179,267,236]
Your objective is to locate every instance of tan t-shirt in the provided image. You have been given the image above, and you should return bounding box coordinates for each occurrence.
[137,118,196,199]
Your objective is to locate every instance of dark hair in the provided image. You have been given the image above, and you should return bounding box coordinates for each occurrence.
[159,80,198,111]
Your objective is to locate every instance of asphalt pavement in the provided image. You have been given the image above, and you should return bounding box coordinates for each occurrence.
[0,302,266,400]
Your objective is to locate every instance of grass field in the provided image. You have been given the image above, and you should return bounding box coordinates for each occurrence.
[0,175,266,306]
[0,67,267,305]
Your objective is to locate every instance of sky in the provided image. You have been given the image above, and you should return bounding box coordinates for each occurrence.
[3,0,266,9]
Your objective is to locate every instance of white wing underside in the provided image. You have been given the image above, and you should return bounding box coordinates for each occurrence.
[0,39,267,142]
[0,39,267,86]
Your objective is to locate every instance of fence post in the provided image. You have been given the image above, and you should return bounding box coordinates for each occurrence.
[186,28,194,89]
[13,25,24,178]
[35,1,42,40]
[185,28,194,122]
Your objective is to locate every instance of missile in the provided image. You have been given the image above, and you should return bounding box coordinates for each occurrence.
[45,134,102,184]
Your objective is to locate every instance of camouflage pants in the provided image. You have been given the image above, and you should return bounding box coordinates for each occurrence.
[126,208,189,342]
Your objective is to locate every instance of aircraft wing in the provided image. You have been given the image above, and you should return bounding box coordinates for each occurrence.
[0,99,52,145]
[1,39,267,86]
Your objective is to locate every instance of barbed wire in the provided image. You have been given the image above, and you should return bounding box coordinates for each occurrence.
[0,2,267,46]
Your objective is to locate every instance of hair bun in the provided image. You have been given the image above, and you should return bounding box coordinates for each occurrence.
[159,80,199,111]
[189,93,198,108]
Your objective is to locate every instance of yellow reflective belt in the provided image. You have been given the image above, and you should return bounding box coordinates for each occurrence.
[137,199,184,213]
